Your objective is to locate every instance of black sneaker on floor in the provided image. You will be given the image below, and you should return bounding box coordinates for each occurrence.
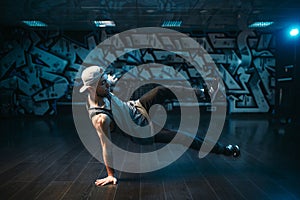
[224,144,240,157]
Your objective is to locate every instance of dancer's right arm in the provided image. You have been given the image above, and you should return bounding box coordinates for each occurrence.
[92,113,117,186]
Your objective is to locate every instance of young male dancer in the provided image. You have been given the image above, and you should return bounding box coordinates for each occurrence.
[80,66,240,186]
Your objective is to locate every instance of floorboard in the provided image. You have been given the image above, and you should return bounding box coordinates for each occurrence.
[35,181,72,200]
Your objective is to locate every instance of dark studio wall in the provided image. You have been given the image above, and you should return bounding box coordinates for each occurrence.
[0,28,276,116]
[275,29,300,120]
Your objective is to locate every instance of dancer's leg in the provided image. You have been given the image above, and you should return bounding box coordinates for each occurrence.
[154,128,226,154]
[138,86,240,157]
[139,86,176,112]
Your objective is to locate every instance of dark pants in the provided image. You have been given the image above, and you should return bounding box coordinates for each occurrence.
[138,86,225,154]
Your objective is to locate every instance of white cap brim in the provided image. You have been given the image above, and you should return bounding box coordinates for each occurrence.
[79,85,91,93]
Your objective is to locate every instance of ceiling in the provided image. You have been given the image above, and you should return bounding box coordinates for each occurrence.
[1,0,300,33]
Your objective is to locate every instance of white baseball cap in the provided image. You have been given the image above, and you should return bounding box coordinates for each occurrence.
[79,66,106,93]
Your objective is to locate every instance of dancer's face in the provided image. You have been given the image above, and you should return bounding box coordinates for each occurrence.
[96,77,110,97]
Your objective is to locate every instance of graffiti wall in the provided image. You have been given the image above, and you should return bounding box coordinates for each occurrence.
[0,28,275,115]
[204,32,276,113]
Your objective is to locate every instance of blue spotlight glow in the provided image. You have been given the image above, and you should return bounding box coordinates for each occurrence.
[289,28,299,37]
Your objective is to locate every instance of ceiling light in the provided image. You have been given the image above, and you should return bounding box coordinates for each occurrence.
[252,10,261,14]
[93,20,116,27]
[199,10,208,13]
[22,20,48,27]
[161,21,182,27]
[146,9,156,13]
[248,21,274,28]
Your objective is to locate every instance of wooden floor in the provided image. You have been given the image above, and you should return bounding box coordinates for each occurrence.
[0,112,299,200]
